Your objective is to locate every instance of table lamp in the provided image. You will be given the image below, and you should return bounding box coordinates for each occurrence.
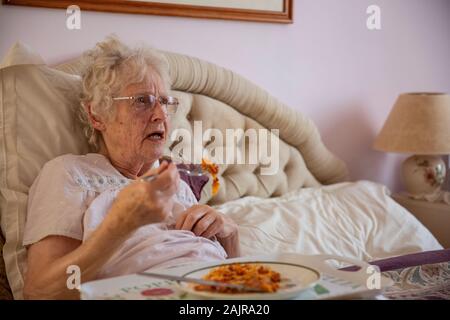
[374,92,450,198]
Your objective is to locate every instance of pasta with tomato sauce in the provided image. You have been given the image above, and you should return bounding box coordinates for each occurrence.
[194,263,281,294]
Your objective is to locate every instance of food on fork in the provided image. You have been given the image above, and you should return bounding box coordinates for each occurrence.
[201,157,220,196]
[194,263,281,293]
[159,155,220,195]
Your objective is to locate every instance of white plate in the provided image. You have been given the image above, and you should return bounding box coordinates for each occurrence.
[176,261,321,300]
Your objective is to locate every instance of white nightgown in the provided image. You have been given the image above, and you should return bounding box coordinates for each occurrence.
[23,153,227,279]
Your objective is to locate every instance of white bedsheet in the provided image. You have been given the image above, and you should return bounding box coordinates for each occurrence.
[213,181,443,261]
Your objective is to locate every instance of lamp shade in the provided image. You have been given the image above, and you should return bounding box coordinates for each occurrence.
[374,93,450,154]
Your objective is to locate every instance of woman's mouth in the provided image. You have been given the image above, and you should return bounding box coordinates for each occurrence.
[146,130,165,142]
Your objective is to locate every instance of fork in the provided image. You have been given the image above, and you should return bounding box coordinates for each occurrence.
[141,156,204,182]
[137,271,266,293]
[175,164,204,177]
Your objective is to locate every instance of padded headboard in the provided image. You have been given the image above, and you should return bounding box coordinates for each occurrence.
[55,50,349,205]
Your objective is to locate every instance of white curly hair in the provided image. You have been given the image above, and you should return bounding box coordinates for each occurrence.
[79,36,171,149]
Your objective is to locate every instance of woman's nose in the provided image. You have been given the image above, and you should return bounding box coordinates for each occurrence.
[150,102,168,122]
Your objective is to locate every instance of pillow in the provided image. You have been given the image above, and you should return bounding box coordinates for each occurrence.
[178,166,209,201]
[0,232,13,300]
[0,43,90,299]
[159,155,209,201]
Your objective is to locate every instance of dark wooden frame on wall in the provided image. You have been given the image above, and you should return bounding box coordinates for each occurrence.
[3,0,294,23]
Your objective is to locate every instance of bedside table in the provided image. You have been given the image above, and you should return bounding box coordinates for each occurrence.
[392,193,450,248]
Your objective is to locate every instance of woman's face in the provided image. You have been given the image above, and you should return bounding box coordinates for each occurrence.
[101,73,169,173]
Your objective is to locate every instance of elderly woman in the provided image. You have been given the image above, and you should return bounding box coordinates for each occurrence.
[22,37,240,299]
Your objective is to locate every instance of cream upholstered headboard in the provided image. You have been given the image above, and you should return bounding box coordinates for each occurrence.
[55,50,349,205]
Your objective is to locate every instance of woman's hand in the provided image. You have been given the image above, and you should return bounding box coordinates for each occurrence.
[108,161,180,233]
[174,205,238,240]
[23,162,180,300]
[175,205,240,258]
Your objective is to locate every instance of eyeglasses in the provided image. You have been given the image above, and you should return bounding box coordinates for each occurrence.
[112,94,179,114]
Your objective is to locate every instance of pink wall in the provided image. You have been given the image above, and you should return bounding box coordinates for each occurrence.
[1,0,449,192]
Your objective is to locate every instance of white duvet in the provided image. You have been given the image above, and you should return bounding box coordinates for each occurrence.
[214,181,443,261]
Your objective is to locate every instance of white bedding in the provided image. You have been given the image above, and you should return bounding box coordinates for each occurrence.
[213,181,443,261]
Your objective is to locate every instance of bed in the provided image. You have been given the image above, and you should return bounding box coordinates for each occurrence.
[0,42,448,300]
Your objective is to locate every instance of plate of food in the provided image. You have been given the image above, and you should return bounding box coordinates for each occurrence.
[175,261,321,300]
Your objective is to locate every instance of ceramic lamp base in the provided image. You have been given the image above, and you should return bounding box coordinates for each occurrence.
[401,155,446,196]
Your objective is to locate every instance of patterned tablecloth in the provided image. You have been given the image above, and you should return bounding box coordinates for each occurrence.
[81,251,450,300]
[382,261,450,300]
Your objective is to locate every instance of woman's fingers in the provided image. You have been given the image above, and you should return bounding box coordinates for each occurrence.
[151,163,179,192]
[175,205,226,239]
[175,205,209,231]
[175,211,187,230]
[180,209,208,232]
[156,160,169,174]
[201,218,222,239]
[141,160,169,179]
[192,213,216,236]
[138,162,180,200]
